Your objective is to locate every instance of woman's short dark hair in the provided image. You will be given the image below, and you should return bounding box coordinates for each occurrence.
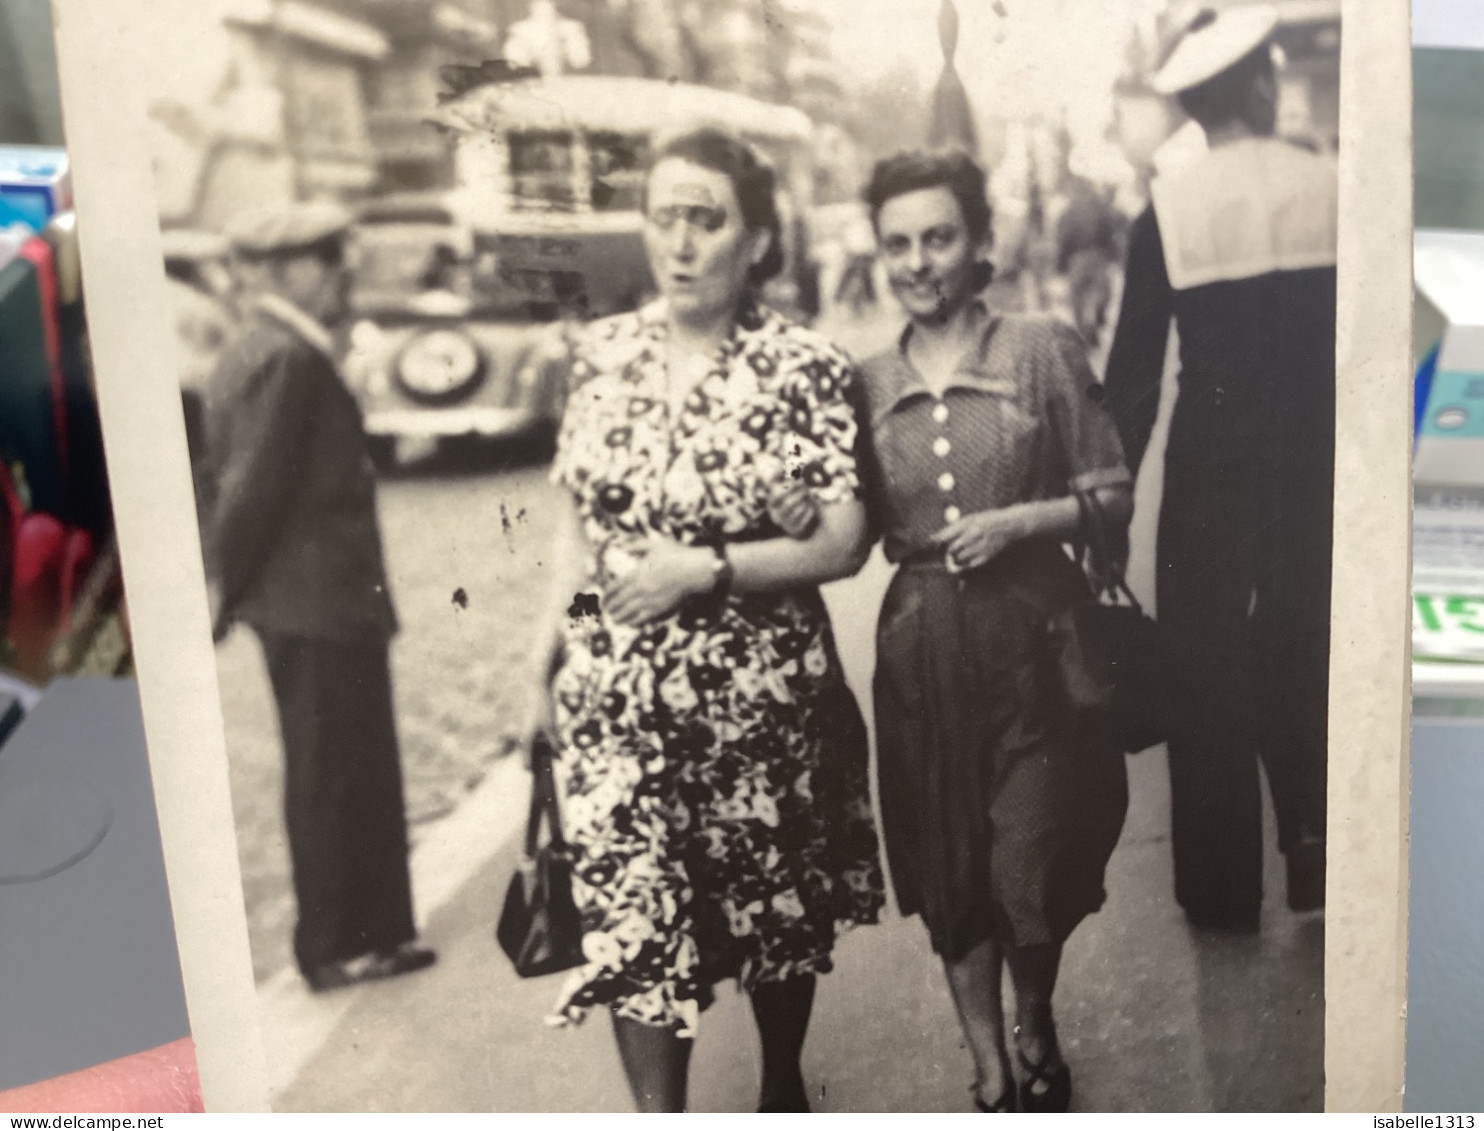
[646,125,784,285]
[864,149,993,246]
[1176,42,1275,131]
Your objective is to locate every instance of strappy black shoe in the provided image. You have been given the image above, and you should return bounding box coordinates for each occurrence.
[1016,1048,1072,1113]
[972,1080,1017,1112]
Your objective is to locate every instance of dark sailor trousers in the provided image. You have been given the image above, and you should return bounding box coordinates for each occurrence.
[1156,429,1332,921]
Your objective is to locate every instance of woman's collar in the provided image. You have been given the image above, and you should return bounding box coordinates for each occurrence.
[896,285,994,357]
[640,294,772,349]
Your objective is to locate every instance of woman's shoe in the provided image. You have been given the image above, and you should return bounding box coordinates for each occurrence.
[971,1081,1016,1112]
[1016,1049,1072,1113]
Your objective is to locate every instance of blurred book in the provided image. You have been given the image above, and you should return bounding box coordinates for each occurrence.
[1414,486,1484,666]
[1414,230,1484,486]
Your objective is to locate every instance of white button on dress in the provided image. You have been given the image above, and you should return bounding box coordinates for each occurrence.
[944,505,962,523]
[933,437,952,458]
[932,402,950,424]
[938,472,956,492]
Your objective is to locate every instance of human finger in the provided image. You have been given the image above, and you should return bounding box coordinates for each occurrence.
[605,588,641,624]
[0,1038,204,1114]
[776,502,813,537]
[784,493,818,523]
[944,526,979,557]
[929,518,968,545]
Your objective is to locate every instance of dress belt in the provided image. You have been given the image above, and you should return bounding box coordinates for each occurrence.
[896,546,954,573]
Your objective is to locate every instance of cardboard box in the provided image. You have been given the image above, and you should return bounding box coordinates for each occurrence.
[1412,232,1484,698]
[0,147,72,233]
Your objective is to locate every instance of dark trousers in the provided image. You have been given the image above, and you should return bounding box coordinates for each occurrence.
[258,631,417,973]
[1156,441,1331,920]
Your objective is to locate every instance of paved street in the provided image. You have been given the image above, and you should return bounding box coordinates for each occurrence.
[216,298,1322,1110]
[266,739,1322,1113]
[215,450,566,981]
[258,535,1323,1113]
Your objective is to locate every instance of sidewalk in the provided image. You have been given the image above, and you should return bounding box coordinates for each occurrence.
[253,373,1322,1110]
[261,747,1323,1113]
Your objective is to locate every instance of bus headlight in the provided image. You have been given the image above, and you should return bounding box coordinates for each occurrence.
[395,329,485,402]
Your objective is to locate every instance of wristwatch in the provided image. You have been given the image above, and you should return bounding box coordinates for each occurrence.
[707,543,734,599]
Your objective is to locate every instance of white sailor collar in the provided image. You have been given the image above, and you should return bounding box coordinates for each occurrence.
[1149,136,1338,291]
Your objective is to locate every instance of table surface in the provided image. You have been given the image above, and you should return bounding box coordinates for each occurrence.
[0,678,190,1092]
[1407,717,1484,1112]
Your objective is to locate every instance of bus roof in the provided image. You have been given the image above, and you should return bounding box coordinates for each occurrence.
[427,75,813,144]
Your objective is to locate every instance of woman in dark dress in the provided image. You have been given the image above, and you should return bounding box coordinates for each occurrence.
[857,151,1131,1112]
[531,127,884,1113]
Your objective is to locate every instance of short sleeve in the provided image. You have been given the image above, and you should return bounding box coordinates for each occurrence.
[1039,321,1132,495]
[779,338,863,507]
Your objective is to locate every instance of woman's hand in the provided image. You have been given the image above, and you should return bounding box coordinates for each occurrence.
[604,536,716,626]
[521,639,563,771]
[524,690,556,772]
[931,507,1027,573]
[768,481,821,540]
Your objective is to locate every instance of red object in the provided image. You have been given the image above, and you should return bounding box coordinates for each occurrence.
[17,237,69,485]
[0,239,94,675]
[1,460,94,676]
[0,1038,204,1114]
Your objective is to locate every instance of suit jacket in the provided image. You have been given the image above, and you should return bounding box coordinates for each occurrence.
[201,297,397,642]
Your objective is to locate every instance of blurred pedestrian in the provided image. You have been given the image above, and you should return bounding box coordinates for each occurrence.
[1043,135,1127,349]
[857,149,1131,1113]
[530,126,883,1113]
[202,203,437,991]
[1104,4,1336,930]
[832,207,878,316]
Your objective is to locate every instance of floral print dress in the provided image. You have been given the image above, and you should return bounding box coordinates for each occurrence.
[548,299,884,1036]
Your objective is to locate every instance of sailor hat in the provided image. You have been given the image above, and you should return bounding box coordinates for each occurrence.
[225,202,353,259]
[1151,4,1280,96]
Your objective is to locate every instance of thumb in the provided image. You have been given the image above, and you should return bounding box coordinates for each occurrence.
[929,520,963,545]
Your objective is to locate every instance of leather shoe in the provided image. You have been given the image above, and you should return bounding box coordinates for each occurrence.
[305,941,437,992]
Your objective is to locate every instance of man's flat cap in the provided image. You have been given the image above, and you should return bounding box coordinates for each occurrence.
[226,202,353,258]
[1152,4,1279,96]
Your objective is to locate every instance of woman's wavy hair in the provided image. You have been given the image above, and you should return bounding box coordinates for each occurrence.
[643,124,785,286]
[864,148,994,248]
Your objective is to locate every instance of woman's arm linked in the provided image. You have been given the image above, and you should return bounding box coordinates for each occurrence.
[604,500,870,627]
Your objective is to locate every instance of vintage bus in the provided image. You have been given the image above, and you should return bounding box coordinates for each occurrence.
[342,73,819,464]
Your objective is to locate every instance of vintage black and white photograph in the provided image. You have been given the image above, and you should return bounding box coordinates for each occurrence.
[76,0,1355,1112]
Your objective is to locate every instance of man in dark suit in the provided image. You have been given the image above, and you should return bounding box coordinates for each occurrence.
[1104,5,1335,931]
[202,203,436,990]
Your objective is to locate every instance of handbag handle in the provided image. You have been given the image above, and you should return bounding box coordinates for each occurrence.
[523,731,568,859]
[1074,487,1144,615]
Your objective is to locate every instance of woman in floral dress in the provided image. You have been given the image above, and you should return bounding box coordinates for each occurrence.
[530,127,884,1112]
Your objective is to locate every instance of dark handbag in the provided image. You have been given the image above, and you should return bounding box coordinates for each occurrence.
[1054,489,1192,754]
[496,731,585,978]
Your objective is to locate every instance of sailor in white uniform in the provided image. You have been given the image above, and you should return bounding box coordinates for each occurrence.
[1104,4,1336,931]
